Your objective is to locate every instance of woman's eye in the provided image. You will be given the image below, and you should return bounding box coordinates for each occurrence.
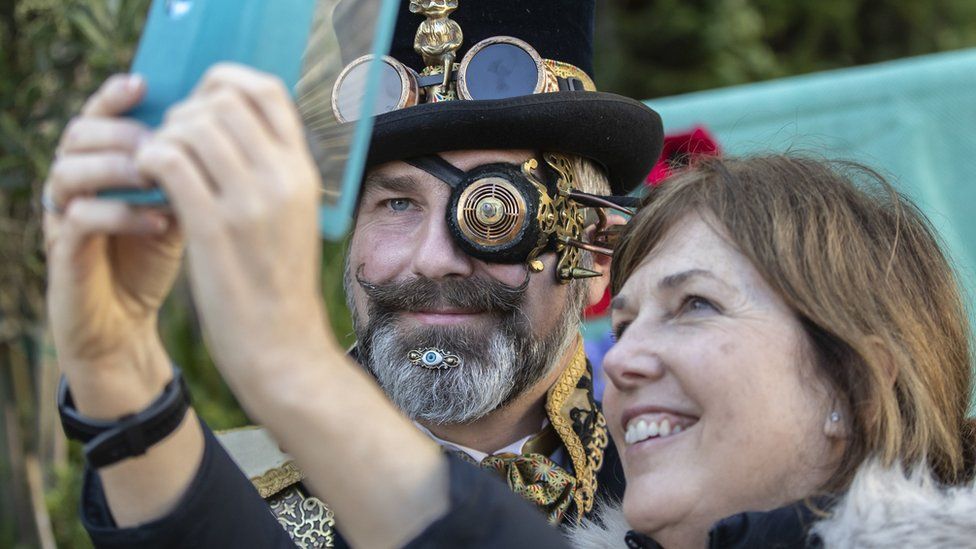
[610,321,631,342]
[679,295,717,315]
[386,198,412,212]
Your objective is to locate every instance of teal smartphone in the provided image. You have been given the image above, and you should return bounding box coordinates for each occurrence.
[127,0,318,127]
[99,0,400,240]
[97,0,317,206]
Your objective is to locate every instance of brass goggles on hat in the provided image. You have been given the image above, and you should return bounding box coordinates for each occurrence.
[404,152,637,283]
[332,36,596,123]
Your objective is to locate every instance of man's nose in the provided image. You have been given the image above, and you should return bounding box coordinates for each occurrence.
[410,212,476,280]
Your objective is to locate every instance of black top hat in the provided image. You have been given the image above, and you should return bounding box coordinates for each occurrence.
[338,0,663,195]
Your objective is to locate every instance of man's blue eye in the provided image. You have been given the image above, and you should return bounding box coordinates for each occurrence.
[388,198,411,212]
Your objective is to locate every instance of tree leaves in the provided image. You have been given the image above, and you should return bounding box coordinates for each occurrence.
[595,0,976,98]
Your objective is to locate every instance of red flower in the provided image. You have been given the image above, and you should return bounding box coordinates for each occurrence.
[584,125,721,319]
[646,126,721,186]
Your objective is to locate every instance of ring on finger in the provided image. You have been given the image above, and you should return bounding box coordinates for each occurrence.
[41,192,64,215]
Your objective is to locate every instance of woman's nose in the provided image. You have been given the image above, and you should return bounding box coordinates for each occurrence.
[602,326,667,391]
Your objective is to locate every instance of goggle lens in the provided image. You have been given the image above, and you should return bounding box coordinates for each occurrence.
[334,58,410,122]
[461,42,541,100]
[331,38,580,122]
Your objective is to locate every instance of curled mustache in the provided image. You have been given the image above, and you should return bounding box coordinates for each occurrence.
[355,265,530,314]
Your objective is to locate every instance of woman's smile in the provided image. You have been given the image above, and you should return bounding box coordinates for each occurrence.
[623,413,699,446]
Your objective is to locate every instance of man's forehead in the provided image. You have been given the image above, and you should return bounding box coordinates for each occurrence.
[360,149,536,199]
[368,149,535,179]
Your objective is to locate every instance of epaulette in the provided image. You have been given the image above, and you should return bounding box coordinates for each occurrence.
[216,426,302,497]
[217,426,337,548]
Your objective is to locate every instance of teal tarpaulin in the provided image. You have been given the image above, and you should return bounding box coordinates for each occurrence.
[585,48,976,401]
[646,47,976,338]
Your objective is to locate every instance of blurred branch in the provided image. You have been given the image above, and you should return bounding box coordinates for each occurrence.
[26,455,56,549]
[1,0,150,546]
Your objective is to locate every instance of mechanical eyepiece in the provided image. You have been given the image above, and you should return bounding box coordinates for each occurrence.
[405,153,629,283]
[448,163,550,264]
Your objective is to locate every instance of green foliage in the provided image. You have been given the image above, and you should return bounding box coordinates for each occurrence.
[594,0,976,98]
[45,449,94,549]
[1,0,151,191]
[2,2,152,546]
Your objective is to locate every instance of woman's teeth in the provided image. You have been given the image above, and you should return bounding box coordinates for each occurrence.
[624,418,688,445]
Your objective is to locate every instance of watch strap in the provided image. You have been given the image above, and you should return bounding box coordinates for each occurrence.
[84,370,191,468]
[57,368,192,468]
[58,376,119,443]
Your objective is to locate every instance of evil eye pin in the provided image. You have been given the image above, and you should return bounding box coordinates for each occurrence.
[409,348,462,370]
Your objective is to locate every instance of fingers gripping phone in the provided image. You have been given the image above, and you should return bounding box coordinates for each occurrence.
[100,0,400,240]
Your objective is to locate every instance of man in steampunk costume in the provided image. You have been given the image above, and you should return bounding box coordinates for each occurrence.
[45,0,662,547]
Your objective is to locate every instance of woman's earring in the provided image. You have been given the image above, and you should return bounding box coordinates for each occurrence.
[825,409,847,439]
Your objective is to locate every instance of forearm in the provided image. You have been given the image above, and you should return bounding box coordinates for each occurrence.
[65,332,205,527]
[82,419,293,548]
[97,411,204,527]
[231,340,449,549]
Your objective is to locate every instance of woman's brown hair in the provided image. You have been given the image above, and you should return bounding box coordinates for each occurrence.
[611,155,974,489]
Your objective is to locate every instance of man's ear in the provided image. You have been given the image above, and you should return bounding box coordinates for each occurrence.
[583,213,626,307]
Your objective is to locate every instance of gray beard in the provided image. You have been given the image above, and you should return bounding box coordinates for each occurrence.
[346,265,585,425]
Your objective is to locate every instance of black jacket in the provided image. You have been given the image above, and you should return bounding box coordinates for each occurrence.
[577,499,830,549]
[81,417,623,548]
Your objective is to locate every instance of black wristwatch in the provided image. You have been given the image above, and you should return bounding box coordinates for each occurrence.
[57,367,192,468]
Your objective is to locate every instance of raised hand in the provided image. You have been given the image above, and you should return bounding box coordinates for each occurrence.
[138,65,448,548]
[136,64,334,391]
[44,74,183,416]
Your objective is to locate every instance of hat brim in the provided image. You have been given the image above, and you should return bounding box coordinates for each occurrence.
[365,92,663,195]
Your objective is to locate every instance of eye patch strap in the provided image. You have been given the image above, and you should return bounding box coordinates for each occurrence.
[404,155,467,188]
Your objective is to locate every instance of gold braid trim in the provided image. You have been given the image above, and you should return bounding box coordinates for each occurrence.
[545,338,600,518]
[587,406,609,481]
[253,461,305,499]
[543,59,597,91]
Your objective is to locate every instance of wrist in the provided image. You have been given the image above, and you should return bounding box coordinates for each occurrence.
[66,366,193,468]
[61,333,173,420]
[238,334,347,418]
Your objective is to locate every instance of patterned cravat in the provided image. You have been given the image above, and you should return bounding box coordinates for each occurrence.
[450,341,609,525]
[478,421,577,524]
[481,451,578,524]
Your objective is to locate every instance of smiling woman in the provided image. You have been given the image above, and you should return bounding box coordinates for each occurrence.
[604,211,845,548]
[590,154,976,548]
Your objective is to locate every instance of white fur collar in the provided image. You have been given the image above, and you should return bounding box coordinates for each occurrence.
[566,461,976,548]
[813,460,976,548]
[565,500,630,549]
